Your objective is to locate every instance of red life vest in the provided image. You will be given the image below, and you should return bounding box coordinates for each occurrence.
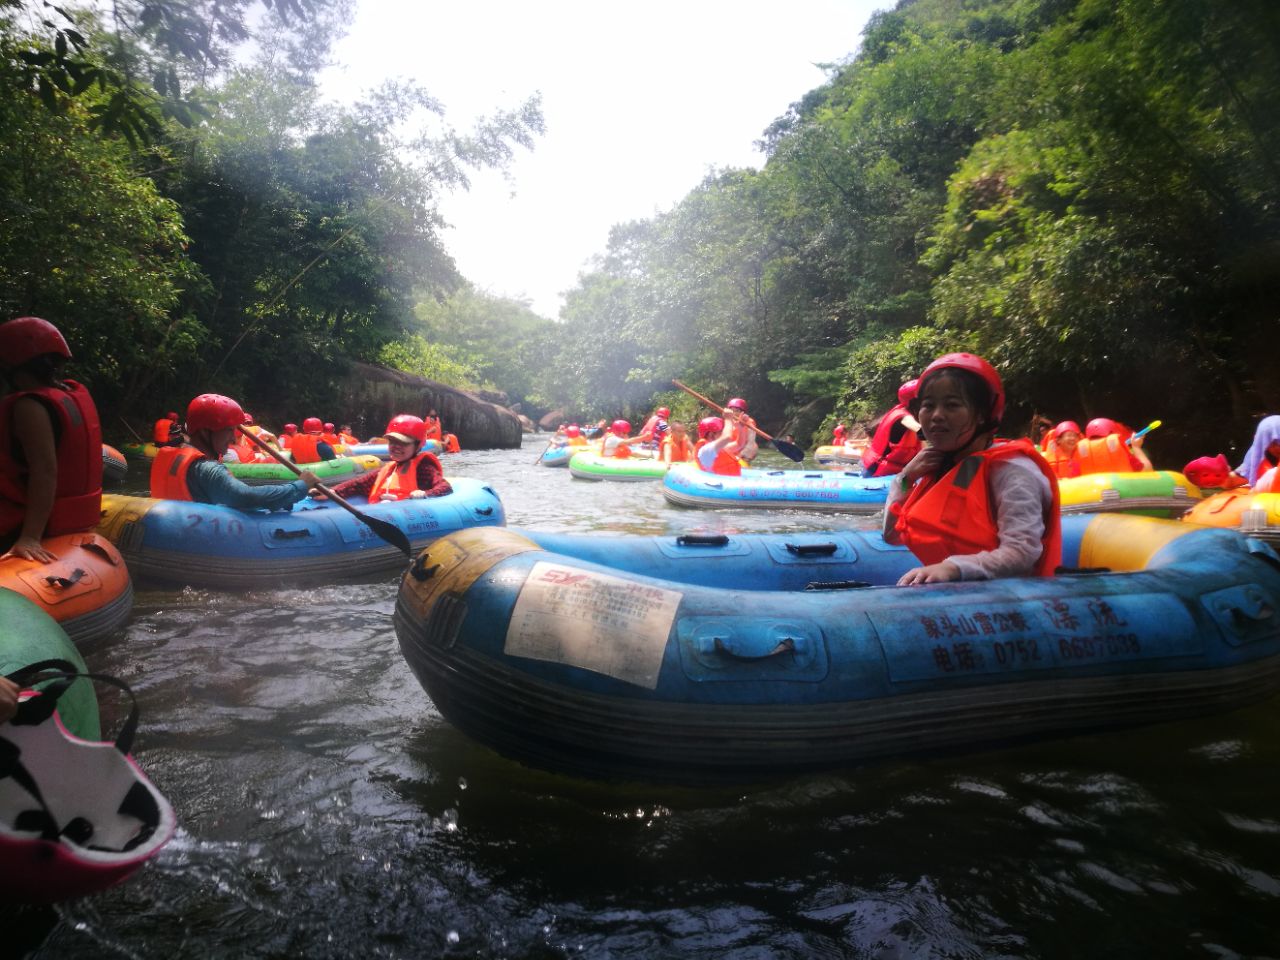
[369,451,443,500]
[694,439,742,477]
[153,417,178,444]
[150,445,207,500]
[863,405,921,477]
[894,438,1061,577]
[1075,434,1137,475]
[290,434,325,464]
[0,381,103,536]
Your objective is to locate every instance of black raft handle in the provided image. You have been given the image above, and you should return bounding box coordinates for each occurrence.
[272,528,314,540]
[676,534,730,548]
[785,542,838,557]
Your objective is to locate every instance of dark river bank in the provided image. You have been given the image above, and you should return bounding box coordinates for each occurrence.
[9,438,1279,959]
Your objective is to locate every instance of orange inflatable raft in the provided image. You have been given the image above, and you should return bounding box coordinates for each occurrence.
[1182,489,1280,545]
[0,533,133,643]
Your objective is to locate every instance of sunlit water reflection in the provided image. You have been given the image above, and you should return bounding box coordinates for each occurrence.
[12,438,1279,958]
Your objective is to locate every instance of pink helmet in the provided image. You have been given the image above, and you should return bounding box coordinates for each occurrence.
[898,379,919,405]
[384,414,427,444]
[1085,417,1132,440]
[186,394,245,433]
[698,416,724,440]
[918,353,1005,424]
[0,316,71,368]
[610,419,631,436]
[726,398,748,412]
[302,417,323,433]
[1054,420,1083,438]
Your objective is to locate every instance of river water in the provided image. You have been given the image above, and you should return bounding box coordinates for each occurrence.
[13,438,1280,959]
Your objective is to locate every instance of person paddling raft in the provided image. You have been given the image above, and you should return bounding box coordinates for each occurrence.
[0,316,103,563]
[321,415,451,502]
[150,394,319,509]
[884,352,1061,586]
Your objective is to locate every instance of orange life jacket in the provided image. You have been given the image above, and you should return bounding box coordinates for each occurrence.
[289,434,325,464]
[725,418,755,458]
[1041,438,1080,479]
[442,433,460,453]
[278,434,293,450]
[694,439,742,477]
[368,451,443,501]
[1075,434,1136,475]
[423,418,443,441]
[863,405,921,476]
[663,434,693,463]
[338,432,360,446]
[0,381,103,536]
[603,435,631,458]
[894,438,1061,576]
[150,445,207,501]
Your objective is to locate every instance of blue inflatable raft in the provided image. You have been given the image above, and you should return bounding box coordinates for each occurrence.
[536,444,575,468]
[96,477,505,589]
[663,463,891,512]
[395,514,1280,783]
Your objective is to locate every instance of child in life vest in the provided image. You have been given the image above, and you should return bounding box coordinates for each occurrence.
[323,415,451,502]
[1041,421,1082,479]
[1235,415,1280,488]
[0,317,103,562]
[694,416,742,477]
[883,352,1061,585]
[660,421,694,463]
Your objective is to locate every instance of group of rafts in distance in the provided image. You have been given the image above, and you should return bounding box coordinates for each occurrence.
[5,315,1280,904]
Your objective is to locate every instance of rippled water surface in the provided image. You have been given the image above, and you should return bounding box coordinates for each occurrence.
[13,439,1280,958]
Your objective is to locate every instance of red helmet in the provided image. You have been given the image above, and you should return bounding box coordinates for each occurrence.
[898,379,919,405]
[242,413,254,425]
[565,425,581,438]
[1054,420,1082,438]
[283,423,298,435]
[610,419,631,436]
[166,411,179,421]
[0,316,71,368]
[918,353,1004,424]
[656,407,671,418]
[302,417,323,433]
[323,422,334,432]
[186,394,245,432]
[384,414,427,444]
[1085,417,1130,440]
[698,416,724,440]
[1183,454,1231,488]
[726,398,748,411]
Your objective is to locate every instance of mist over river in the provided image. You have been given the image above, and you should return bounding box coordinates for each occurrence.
[11,438,1279,959]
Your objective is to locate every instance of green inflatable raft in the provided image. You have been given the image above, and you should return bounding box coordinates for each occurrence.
[0,588,100,740]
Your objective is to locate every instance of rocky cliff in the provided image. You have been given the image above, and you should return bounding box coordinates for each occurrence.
[334,362,524,449]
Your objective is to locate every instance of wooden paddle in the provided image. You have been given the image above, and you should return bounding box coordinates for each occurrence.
[236,425,412,558]
[672,380,805,462]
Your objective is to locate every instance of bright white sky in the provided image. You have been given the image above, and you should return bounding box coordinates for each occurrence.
[319,1,888,318]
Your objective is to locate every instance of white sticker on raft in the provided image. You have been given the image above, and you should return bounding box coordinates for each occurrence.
[505,561,683,690]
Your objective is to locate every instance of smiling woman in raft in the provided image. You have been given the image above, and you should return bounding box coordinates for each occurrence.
[883,352,1061,586]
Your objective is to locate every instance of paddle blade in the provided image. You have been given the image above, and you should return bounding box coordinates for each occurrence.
[772,437,805,462]
[363,512,413,557]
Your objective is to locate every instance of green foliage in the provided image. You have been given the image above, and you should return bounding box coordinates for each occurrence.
[0,64,202,409]
[377,336,483,389]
